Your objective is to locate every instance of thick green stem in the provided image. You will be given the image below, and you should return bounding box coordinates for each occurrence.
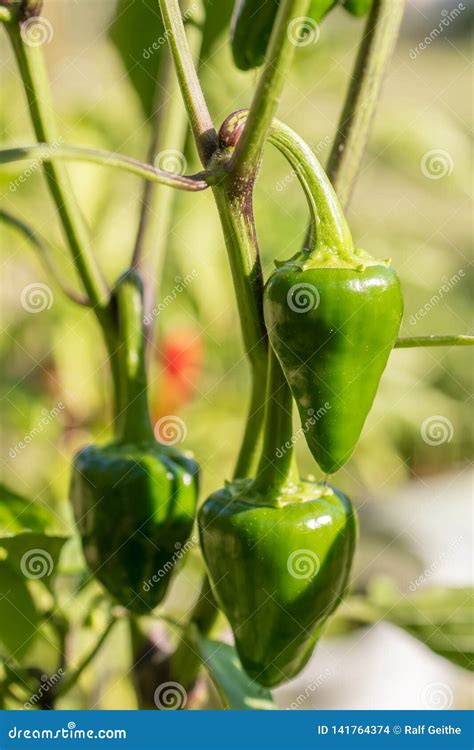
[230,0,311,178]
[0,144,209,191]
[6,26,109,309]
[326,0,406,207]
[112,273,154,443]
[158,0,217,164]
[395,335,474,349]
[253,348,297,493]
[233,373,266,479]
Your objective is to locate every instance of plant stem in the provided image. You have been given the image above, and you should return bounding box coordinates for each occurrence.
[253,348,296,493]
[326,0,406,207]
[158,0,217,165]
[6,27,110,309]
[132,3,205,344]
[0,209,89,304]
[230,0,311,179]
[0,144,210,191]
[395,335,474,349]
[53,617,117,700]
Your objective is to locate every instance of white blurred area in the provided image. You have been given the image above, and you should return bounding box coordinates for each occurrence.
[274,471,473,709]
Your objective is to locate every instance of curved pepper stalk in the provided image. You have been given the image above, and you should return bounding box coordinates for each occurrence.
[69,272,199,614]
[263,118,403,474]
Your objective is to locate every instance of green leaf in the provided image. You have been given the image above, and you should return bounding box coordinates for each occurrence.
[197,636,275,709]
[370,581,474,672]
[109,0,166,118]
[0,561,39,659]
[109,0,233,117]
[0,484,67,584]
[341,0,373,17]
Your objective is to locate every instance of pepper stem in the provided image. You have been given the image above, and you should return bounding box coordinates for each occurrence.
[112,272,154,444]
[253,347,298,493]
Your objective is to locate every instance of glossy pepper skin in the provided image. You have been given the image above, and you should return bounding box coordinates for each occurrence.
[261,119,403,475]
[69,272,198,613]
[230,0,336,71]
[264,265,403,474]
[199,479,357,687]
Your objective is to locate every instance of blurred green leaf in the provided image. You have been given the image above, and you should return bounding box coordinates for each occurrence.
[370,580,474,672]
[197,636,275,709]
[0,484,68,585]
[109,0,233,117]
[0,561,39,659]
[332,580,474,672]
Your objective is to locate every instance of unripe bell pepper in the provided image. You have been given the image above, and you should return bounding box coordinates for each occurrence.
[199,349,357,687]
[263,120,403,474]
[70,272,198,613]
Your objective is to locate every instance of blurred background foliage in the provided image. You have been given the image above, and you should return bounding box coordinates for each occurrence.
[0,0,472,709]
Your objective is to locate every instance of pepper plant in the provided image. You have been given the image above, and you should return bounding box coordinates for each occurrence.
[0,0,472,709]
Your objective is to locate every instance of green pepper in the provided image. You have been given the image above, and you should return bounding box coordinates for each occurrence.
[230,0,336,71]
[70,272,198,613]
[199,349,357,687]
[263,120,403,474]
[342,0,373,17]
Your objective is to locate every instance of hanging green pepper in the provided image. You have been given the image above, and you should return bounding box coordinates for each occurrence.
[230,0,337,71]
[70,272,198,614]
[199,349,357,687]
[263,119,403,475]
